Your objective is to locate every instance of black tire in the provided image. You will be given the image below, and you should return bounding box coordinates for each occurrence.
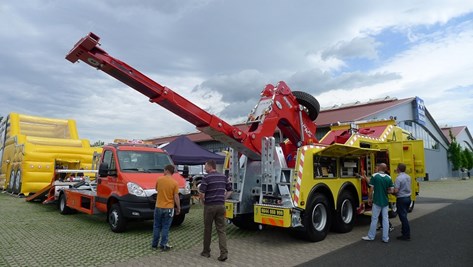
[408,201,415,213]
[293,91,320,121]
[332,191,356,233]
[58,193,74,215]
[7,169,15,193]
[172,213,185,226]
[12,169,22,194]
[388,202,397,218]
[108,203,127,233]
[303,194,331,242]
[193,176,203,188]
[232,214,259,231]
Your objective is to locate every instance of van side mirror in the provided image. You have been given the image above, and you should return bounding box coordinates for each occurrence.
[99,162,109,177]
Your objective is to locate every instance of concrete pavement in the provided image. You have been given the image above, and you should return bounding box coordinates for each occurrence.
[105,178,473,267]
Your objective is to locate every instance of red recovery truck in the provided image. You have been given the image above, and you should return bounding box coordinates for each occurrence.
[66,33,425,241]
[29,139,191,232]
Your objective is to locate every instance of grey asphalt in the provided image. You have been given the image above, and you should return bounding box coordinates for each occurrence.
[104,178,473,267]
[298,196,473,267]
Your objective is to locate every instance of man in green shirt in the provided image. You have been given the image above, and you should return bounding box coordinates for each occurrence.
[362,163,394,243]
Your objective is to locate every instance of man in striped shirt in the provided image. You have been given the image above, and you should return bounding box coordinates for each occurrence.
[199,160,232,262]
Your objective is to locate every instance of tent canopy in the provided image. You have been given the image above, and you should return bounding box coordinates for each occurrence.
[162,136,225,165]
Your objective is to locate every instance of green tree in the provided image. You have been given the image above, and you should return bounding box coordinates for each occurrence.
[447,130,463,171]
[462,147,473,170]
[92,140,105,147]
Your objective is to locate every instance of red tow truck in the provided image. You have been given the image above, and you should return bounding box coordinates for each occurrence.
[54,139,191,232]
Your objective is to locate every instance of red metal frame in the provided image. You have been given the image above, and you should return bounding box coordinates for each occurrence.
[66,33,318,159]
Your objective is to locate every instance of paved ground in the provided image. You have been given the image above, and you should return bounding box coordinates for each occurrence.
[298,195,473,267]
[1,178,472,267]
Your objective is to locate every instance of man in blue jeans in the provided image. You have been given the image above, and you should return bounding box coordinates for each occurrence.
[152,165,180,251]
[362,163,394,243]
[393,163,411,241]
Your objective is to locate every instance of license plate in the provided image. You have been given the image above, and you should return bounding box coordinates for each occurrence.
[260,207,284,217]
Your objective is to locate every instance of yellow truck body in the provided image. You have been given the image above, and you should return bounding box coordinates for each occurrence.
[227,119,425,241]
[0,113,101,196]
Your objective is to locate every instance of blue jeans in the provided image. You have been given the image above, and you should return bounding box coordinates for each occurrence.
[396,197,411,237]
[367,204,390,242]
[152,208,173,247]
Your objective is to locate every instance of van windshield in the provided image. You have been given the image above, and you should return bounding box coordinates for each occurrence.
[117,151,172,173]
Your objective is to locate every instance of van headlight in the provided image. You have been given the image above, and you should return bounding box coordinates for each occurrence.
[179,181,191,195]
[127,182,146,197]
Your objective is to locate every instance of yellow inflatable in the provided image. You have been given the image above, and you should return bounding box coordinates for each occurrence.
[0,113,101,196]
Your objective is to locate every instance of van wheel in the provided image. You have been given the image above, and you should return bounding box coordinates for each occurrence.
[172,213,185,226]
[59,193,74,215]
[332,191,356,233]
[13,169,22,194]
[7,169,15,193]
[192,175,203,188]
[109,203,127,233]
[303,194,331,242]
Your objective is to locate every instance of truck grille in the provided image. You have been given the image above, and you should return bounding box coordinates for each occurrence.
[151,193,157,202]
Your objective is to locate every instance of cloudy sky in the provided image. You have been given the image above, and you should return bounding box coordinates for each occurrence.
[1,1,472,144]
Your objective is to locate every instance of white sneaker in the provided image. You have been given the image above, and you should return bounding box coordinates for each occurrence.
[362,236,374,241]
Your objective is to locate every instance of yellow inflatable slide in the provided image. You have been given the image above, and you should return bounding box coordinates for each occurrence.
[0,113,101,196]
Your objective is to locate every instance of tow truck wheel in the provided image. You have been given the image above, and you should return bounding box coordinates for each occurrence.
[59,193,74,215]
[293,91,320,121]
[232,214,259,230]
[304,194,331,242]
[108,203,127,233]
[332,191,356,233]
[388,202,397,218]
[7,169,15,193]
[12,169,22,195]
[171,213,185,226]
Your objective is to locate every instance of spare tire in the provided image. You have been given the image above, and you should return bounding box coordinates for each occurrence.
[292,91,320,121]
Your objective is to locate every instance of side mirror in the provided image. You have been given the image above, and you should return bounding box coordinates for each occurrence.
[98,162,109,177]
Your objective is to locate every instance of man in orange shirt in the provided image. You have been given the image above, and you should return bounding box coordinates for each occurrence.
[152,165,180,251]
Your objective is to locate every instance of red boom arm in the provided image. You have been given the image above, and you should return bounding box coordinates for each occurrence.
[66,33,318,160]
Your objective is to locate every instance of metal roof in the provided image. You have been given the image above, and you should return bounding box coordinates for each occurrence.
[441,126,467,143]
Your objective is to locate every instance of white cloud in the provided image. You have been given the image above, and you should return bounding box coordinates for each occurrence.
[1,1,473,143]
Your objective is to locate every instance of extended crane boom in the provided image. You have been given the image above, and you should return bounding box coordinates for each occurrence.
[66,33,320,160]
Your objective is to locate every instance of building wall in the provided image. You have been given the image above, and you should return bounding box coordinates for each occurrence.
[424,149,450,180]
[365,101,451,180]
[456,130,473,151]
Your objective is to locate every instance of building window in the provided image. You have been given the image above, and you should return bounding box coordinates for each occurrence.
[400,121,439,150]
